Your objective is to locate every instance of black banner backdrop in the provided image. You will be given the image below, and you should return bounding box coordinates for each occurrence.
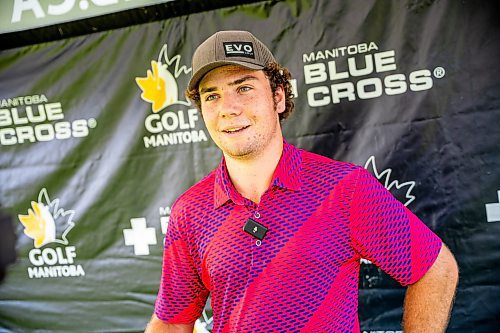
[1,0,499,332]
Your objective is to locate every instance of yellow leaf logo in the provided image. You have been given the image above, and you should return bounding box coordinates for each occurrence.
[136,61,168,113]
[136,44,192,113]
[18,188,75,248]
[18,201,56,248]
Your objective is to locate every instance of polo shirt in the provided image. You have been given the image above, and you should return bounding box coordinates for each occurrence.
[155,141,442,332]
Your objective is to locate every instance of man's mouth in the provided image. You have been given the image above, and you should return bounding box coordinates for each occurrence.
[221,125,250,134]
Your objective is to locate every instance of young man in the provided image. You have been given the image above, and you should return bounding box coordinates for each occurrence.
[146,30,458,333]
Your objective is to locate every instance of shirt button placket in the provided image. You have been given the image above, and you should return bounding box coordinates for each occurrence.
[252,209,262,276]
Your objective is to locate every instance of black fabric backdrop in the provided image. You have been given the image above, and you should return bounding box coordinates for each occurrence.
[0,0,499,332]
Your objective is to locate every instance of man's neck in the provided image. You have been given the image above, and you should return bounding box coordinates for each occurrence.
[224,138,284,205]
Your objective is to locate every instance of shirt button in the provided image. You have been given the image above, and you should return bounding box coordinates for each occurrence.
[254,211,261,219]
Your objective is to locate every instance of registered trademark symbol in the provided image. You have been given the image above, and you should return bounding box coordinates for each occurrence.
[433,67,445,79]
[88,118,97,128]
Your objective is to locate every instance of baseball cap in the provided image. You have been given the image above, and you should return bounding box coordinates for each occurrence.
[188,30,276,91]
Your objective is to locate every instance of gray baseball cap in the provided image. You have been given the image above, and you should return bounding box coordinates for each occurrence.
[188,30,276,91]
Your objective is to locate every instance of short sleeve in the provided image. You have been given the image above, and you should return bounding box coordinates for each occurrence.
[154,205,209,324]
[348,167,442,286]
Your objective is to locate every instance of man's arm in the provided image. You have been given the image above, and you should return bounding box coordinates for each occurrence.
[403,243,459,333]
[144,314,194,333]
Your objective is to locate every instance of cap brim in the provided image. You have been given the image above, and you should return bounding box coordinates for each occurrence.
[188,60,264,91]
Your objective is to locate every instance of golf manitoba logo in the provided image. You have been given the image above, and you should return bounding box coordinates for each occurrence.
[18,188,85,279]
[136,44,208,148]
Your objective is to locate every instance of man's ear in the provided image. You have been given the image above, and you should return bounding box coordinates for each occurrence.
[274,85,286,114]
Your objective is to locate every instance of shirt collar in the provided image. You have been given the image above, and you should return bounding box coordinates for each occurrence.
[213,140,302,208]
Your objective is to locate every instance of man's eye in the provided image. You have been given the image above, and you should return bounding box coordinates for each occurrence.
[239,86,252,93]
[205,94,218,101]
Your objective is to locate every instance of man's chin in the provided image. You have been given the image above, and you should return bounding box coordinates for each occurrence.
[221,145,258,160]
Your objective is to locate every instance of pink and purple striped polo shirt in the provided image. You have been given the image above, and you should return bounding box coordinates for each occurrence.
[155,141,442,332]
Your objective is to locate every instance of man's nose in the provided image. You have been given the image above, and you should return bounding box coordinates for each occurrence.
[219,93,243,118]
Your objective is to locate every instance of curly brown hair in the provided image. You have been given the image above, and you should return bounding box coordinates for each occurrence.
[185,62,294,122]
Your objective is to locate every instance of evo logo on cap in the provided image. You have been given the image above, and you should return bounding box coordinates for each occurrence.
[223,42,255,58]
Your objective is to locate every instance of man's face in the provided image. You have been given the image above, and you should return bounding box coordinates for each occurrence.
[198,65,285,160]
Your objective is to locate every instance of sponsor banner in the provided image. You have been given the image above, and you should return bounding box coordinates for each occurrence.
[0,0,172,34]
[0,0,499,332]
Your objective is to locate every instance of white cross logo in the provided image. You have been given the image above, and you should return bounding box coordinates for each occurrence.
[123,218,157,255]
[486,190,500,223]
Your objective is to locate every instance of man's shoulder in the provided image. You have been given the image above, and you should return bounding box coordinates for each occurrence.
[300,148,360,177]
[172,169,217,212]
